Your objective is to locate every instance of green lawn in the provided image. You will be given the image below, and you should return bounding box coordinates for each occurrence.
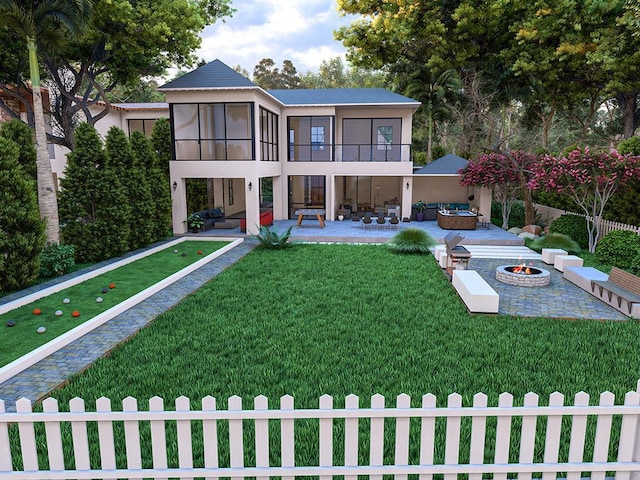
[8,243,640,470]
[0,240,228,367]
[49,243,640,404]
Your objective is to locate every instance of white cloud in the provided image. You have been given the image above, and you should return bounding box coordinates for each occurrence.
[195,0,358,74]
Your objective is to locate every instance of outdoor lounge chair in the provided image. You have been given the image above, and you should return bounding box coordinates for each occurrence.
[362,214,373,229]
[376,213,386,229]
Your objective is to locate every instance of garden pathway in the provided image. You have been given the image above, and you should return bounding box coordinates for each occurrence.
[0,239,258,412]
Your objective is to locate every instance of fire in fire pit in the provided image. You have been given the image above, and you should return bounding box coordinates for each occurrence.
[496,264,551,287]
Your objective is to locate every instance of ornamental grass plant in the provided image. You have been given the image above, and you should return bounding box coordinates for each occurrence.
[386,227,436,254]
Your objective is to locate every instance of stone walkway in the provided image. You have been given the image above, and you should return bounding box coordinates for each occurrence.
[0,239,258,412]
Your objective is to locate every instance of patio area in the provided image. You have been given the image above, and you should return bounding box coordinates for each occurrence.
[195,218,523,245]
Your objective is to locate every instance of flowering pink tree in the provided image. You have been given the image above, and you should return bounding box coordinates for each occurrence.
[529,147,640,252]
[459,151,537,229]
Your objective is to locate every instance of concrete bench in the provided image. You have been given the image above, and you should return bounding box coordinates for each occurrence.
[452,270,499,313]
[433,245,447,268]
[563,266,608,293]
[554,254,583,272]
[542,248,567,264]
[591,266,640,318]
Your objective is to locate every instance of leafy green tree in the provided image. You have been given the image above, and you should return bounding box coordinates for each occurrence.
[130,131,171,240]
[405,69,461,162]
[107,78,166,103]
[0,0,233,150]
[0,137,46,292]
[105,127,153,249]
[0,0,93,243]
[59,123,129,262]
[252,58,301,89]
[299,57,386,89]
[0,119,36,180]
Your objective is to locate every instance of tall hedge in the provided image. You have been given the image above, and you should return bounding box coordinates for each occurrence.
[151,117,171,175]
[59,123,130,263]
[106,127,154,249]
[0,137,46,292]
[131,131,172,239]
[0,119,37,181]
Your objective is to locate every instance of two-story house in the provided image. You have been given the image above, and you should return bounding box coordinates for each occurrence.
[160,59,424,235]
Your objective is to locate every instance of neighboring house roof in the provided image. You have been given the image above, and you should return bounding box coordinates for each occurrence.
[267,88,420,107]
[108,102,169,111]
[413,153,469,175]
[159,59,257,90]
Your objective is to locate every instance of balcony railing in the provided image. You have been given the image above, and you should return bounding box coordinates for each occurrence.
[288,144,412,162]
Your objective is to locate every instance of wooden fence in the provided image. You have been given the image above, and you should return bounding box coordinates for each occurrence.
[2,387,640,480]
[533,203,640,239]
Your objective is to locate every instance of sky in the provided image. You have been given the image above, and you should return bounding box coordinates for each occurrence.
[195,0,362,74]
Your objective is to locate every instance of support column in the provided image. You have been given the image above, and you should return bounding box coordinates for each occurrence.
[245,177,261,235]
[402,176,413,220]
[171,177,187,234]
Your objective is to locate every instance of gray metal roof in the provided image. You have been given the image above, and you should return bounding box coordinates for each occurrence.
[267,88,420,106]
[159,60,257,90]
[413,153,469,175]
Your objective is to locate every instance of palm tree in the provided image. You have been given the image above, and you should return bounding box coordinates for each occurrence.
[405,69,461,163]
[0,0,93,243]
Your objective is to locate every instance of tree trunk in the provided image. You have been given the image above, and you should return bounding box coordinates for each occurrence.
[618,91,638,139]
[28,38,60,244]
[427,115,433,162]
[522,188,536,226]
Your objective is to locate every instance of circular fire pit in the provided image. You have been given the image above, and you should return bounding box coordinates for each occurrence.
[495,265,551,287]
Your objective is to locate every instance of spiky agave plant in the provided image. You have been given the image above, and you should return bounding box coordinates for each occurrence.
[255,225,294,249]
[386,227,436,254]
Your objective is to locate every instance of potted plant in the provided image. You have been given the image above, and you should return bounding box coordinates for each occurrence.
[414,200,428,221]
[187,213,204,233]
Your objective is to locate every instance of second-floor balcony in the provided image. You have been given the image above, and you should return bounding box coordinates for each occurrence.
[289,144,412,162]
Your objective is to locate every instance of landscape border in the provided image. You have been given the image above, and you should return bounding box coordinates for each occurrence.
[0,237,243,384]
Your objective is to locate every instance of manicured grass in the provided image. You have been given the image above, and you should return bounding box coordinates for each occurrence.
[0,240,228,367]
[15,244,639,470]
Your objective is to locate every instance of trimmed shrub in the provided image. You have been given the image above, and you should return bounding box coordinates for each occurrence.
[40,243,76,277]
[0,119,36,180]
[548,215,589,250]
[528,233,581,254]
[0,137,46,292]
[386,227,436,254]
[595,230,640,271]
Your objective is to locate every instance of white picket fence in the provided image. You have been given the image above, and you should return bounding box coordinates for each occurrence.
[2,386,640,480]
[533,203,640,239]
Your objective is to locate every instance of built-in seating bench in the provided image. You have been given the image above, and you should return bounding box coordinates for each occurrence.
[591,266,640,318]
[452,270,499,314]
[563,266,608,293]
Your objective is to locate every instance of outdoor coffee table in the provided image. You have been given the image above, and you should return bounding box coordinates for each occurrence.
[295,208,326,228]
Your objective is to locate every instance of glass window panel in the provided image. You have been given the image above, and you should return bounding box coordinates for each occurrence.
[226,104,251,138]
[213,104,226,138]
[377,126,393,150]
[227,140,252,159]
[200,140,217,160]
[174,140,200,160]
[173,104,199,139]
[215,140,226,159]
[143,119,157,137]
[311,126,325,151]
[129,119,144,135]
[199,104,215,139]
